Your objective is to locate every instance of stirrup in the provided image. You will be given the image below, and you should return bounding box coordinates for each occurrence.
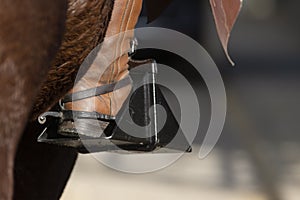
[37,60,192,154]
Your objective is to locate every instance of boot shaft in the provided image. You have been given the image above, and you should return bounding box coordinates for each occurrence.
[64,0,143,117]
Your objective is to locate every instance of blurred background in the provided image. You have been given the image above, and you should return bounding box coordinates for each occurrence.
[61,0,300,199]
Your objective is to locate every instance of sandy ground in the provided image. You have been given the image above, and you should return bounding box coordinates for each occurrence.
[61,145,300,200]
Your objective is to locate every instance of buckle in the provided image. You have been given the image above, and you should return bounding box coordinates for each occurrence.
[129,37,138,56]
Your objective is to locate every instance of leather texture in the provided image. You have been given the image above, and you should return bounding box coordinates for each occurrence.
[64,0,143,117]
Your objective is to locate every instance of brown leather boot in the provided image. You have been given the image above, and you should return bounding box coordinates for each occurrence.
[59,0,143,137]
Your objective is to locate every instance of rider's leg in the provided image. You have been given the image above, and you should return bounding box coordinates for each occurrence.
[60,0,143,136]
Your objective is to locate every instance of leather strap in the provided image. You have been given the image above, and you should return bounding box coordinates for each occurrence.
[62,76,132,104]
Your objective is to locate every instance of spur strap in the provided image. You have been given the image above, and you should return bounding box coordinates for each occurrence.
[62,76,132,104]
[63,110,115,121]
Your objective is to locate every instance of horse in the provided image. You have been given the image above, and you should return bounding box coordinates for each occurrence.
[0,0,113,199]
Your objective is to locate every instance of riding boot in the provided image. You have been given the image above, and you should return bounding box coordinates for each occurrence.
[58,0,143,137]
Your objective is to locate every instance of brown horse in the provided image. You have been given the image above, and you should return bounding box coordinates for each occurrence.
[0,1,67,199]
[0,0,113,199]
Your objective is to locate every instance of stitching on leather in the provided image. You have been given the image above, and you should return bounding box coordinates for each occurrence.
[116,0,133,77]
[110,0,132,115]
